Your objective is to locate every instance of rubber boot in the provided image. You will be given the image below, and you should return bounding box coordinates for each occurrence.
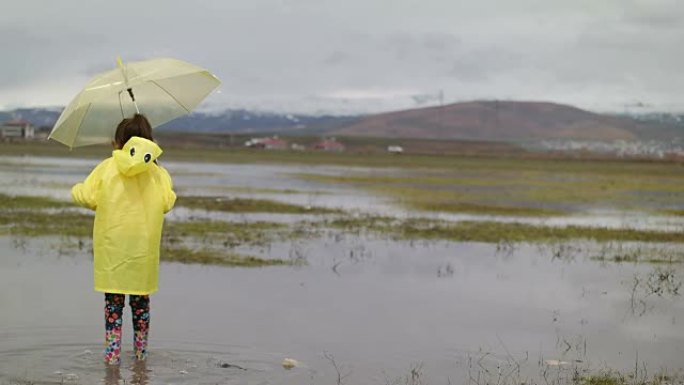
[104,294,125,365]
[130,295,150,361]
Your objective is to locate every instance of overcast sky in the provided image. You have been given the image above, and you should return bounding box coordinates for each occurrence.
[2,0,683,114]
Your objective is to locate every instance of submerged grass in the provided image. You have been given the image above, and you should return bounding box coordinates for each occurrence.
[161,245,294,267]
[180,185,324,195]
[577,370,679,385]
[0,193,90,237]
[406,199,563,216]
[327,216,684,244]
[589,245,684,264]
[0,192,303,267]
[5,197,684,246]
[176,195,340,214]
[165,220,286,247]
[0,210,92,237]
[0,193,70,210]
[7,141,684,216]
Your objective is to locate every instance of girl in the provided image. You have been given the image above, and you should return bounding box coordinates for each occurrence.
[71,114,176,365]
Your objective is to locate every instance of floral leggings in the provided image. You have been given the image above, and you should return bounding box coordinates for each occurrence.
[104,293,150,365]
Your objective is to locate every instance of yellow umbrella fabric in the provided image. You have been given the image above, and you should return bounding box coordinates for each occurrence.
[49,57,221,148]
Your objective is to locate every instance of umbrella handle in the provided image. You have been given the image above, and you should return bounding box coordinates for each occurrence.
[127,88,141,113]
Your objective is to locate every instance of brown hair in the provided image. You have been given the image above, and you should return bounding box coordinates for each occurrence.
[113,114,154,149]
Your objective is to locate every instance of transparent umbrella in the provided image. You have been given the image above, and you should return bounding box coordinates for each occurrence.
[49,57,221,148]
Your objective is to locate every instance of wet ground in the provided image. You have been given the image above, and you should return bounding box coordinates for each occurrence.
[1,155,683,384]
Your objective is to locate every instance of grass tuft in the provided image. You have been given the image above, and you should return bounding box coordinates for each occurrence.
[161,245,297,267]
[327,216,684,244]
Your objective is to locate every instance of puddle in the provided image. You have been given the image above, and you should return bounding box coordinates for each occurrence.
[1,155,684,384]
[5,155,684,233]
[1,235,683,384]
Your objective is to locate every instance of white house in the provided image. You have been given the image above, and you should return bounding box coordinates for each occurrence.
[1,119,34,140]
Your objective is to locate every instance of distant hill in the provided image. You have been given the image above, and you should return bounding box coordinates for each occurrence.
[0,108,62,128]
[2,102,683,141]
[330,101,684,141]
[0,108,356,134]
[157,110,356,134]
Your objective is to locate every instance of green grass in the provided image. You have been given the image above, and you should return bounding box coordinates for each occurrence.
[295,173,566,216]
[292,156,684,215]
[176,195,340,214]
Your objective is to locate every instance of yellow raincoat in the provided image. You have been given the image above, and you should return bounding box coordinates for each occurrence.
[72,137,176,295]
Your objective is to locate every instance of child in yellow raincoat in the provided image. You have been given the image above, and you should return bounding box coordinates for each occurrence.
[71,114,176,365]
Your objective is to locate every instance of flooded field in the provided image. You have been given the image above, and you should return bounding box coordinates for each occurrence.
[1,153,684,384]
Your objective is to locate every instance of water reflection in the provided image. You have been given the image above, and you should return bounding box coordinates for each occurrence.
[102,361,149,385]
[130,361,150,385]
[104,365,121,385]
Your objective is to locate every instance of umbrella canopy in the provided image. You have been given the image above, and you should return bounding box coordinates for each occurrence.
[49,57,220,148]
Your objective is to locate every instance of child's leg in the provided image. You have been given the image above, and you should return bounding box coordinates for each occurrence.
[129,295,150,360]
[104,293,125,365]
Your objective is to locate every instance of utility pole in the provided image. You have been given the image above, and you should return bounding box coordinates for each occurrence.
[495,99,500,132]
[437,89,444,129]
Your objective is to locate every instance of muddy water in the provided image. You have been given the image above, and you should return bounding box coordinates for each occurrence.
[4,155,684,230]
[1,155,684,384]
[0,156,393,213]
[1,235,683,384]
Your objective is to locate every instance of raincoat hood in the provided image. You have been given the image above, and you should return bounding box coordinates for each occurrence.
[113,137,163,177]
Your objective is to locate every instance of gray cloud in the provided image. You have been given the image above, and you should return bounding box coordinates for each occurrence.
[1,0,684,113]
[0,27,107,87]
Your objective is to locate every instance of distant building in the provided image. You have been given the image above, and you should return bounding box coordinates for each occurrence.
[0,119,35,140]
[244,136,288,150]
[313,138,345,152]
[387,145,404,154]
[533,139,682,160]
[34,125,52,139]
